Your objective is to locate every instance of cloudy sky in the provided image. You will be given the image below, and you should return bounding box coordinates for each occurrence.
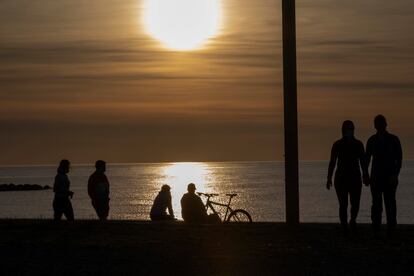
[0,0,413,165]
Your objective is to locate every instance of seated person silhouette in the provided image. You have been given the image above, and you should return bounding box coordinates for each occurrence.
[181,183,208,223]
[150,185,175,221]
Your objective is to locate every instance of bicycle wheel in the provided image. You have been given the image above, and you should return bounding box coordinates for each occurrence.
[227,209,252,223]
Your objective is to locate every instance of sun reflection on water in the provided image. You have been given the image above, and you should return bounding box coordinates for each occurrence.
[160,162,213,217]
[163,162,210,196]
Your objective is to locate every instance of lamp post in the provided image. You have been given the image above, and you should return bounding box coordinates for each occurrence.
[282,0,299,225]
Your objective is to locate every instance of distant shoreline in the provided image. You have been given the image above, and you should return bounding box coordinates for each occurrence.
[0,183,51,192]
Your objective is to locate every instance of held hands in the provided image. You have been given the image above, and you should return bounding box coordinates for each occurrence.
[326,179,332,190]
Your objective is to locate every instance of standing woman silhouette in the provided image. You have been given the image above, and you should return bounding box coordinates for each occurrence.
[327,121,369,233]
[53,159,75,221]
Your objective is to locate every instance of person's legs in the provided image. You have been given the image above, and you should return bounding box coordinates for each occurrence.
[53,198,63,221]
[150,214,160,221]
[63,198,74,221]
[334,182,348,227]
[96,199,109,220]
[370,183,383,232]
[384,183,397,231]
[92,199,99,217]
[101,199,110,220]
[349,183,362,227]
[92,199,104,220]
[151,214,174,222]
[165,214,175,221]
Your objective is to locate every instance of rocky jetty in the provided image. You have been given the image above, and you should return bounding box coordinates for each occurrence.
[0,184,51,192]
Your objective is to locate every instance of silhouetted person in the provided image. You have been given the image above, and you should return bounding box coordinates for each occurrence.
[181,183,207,223]
[53,159,74,221]
[327,120,369,233]
[150,185,175,221]
[366,115,402,234]
[88,160,110,221]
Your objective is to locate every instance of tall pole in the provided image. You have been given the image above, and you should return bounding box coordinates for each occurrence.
[282,0,299,225]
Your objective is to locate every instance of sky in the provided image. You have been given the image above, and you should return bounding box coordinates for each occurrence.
[0,0,413,165]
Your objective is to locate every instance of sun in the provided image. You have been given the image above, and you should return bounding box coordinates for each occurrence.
[143,0,221,51]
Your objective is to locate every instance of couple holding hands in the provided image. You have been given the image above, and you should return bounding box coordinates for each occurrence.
[327,115,402,235]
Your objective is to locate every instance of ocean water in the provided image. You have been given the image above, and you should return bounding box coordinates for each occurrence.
[0,161,413,223]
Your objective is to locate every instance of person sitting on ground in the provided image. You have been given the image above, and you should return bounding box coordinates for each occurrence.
[53,159,74,221]
[88,160,110,221]
[181,183,208,223]
[150,185,175,221]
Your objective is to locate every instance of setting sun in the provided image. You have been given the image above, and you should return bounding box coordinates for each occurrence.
[143,0,221,50]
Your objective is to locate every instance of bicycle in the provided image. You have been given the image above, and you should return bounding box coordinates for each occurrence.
[197,192,252,223]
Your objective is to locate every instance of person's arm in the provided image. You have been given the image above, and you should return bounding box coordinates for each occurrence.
[359,142,369,186]
[197,197,207,216]
[104,175,110,197]
[365,138,372,174]
[327,143,338,190]
[167,194,174,218]
[87,175,94,198]
[395,137,403,176]
[55,175,67,193]
[55,174,72,197]
[180,197,186,221]
[65,175,74,198]
[53,175,59,193]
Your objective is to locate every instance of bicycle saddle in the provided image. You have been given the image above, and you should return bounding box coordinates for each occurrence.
[226,193,238,197]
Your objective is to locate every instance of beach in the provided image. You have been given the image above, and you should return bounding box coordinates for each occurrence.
[0,220,413,275]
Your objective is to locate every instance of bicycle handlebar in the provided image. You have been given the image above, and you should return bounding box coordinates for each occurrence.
[197,192,238,198]
[197,192,219,197]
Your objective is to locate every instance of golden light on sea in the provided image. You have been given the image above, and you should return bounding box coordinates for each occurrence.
[162,162,211,201]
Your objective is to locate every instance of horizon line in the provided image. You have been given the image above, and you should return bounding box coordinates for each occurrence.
[1,159,413,168]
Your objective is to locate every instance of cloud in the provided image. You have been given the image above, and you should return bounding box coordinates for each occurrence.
[0,0,414,163]
[301,80,414,91]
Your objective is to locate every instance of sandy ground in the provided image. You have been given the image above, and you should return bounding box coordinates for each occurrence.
[0,220,413,275]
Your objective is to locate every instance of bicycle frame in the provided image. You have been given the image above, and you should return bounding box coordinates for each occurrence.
[204,196,235,221]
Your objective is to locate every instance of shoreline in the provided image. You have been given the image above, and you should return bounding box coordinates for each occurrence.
[0,220,413,275]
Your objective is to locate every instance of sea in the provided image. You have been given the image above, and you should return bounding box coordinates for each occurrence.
[0,161,413,223]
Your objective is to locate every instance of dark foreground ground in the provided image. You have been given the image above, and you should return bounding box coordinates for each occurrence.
[0,220,413,275]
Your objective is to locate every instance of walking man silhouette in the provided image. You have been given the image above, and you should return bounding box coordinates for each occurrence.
[327,120,369,233]
[88,160,110,221]
[366,115,402,234]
